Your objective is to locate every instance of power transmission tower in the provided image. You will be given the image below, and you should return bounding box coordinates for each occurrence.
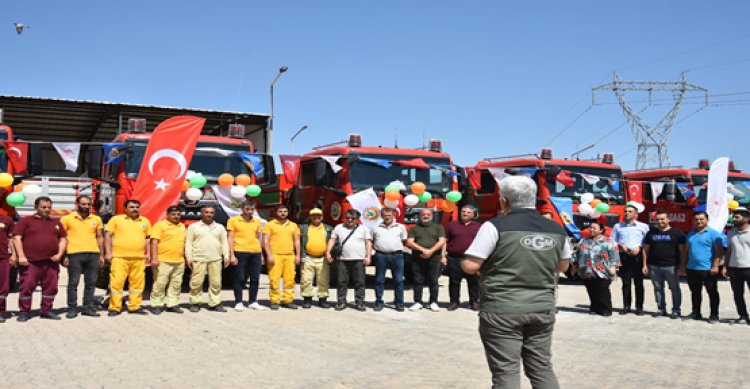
[592,72,708,169]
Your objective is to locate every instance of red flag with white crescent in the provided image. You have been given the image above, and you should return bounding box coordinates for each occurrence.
[1,141,29,174]
[628,181,643,204]
[279,154,301,184]
[131,116,205,222]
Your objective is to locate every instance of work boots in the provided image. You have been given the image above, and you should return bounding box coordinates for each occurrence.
[303,297,313,309]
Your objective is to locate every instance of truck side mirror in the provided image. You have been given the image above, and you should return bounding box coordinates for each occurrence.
[27,144,43,176]
[88,146,103,179]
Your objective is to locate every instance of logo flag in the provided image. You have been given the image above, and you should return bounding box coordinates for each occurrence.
[650,182,665,204]
[279,155,301,184]
[103,142,126,164]
[236,152,265,176]
[549,196,581,239]
[52,142,81,172]
[707,157,730,233]
[0,141,28,174]
[131,116,205,223]
[346,188,382,229]
[675,183,695,198]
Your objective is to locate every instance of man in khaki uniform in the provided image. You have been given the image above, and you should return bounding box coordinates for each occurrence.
[300,208,333,309]
[186,205,230,312]
[150,206,187,314]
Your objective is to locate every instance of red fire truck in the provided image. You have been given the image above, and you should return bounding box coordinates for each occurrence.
[0,123,20,217]
[624,159,750,232]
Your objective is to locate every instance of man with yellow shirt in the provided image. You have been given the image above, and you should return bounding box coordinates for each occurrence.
[263,204,301,310]
[300,208,333,309]
[228,201,265,311]
[150,206,187,315]
[61,195,104,319]
[105,199,151,316]
[186,205,230,312]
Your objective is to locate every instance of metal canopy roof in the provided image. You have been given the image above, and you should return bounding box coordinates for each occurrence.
[0,95,269,147]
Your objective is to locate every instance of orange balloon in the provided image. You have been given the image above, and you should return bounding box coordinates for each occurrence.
[217,173,234,187]
[590,199,601,207]
[236,174,252,187]
[411,181,426,195]
[181,181,190,192]
[14,183,25,192]
[441,201,456,212]
[385,190,401,201]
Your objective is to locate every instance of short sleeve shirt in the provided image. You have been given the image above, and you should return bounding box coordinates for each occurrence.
[408,223,445,260]
[305,224,329,257]
[151,220,186,263]
[611,220,650,249]
[372,222,407,252]
[106,214,152,258]
[263,219,300,255]
[686,227,723,270]
[644,228,685,267]
[12,215,66,261]
[727,228,750,268]
[61,212,103,254]
[227,216,262,253]
[332,224,372,261]
[0,215,14,260]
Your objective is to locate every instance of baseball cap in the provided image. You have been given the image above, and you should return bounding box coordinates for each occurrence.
[309,208,323,216]
[734,206,748,213]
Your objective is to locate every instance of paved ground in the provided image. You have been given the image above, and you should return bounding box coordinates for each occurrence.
[1,269,749,389]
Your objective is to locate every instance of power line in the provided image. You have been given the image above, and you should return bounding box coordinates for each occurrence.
[544,105,593,146]
[686,57,750,72]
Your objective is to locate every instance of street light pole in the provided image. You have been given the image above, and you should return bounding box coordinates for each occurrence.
[267,65,288,153]
[290,125,309,154]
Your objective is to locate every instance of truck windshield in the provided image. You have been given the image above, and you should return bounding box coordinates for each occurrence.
[124,142,255,179]
[695,175,750,206]
[349,154,453,194]
[547,165,625,204]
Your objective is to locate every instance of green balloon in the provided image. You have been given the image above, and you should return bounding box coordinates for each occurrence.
[246,184,261,197]
[446,191,462,203]
[189,174,207,189]
[418,191,432,203]
[385,184,399,193]
[6,192,26,207]
[595,203,610,213]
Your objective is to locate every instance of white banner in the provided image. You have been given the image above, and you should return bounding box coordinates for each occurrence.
[707,157,730,232]
[650,182,665,204]
[52,142,81,172]
[487,168,508,187]
[346,188,382,229]
[320,156,343,173]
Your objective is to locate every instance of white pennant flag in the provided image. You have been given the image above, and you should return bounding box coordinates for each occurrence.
[346,188,382,229]
[487,168,508,187]
[320,156,343,173]
[580,173,600,185]
[52,142,81,172]
[707,157,730,233]
[650,182,665,204]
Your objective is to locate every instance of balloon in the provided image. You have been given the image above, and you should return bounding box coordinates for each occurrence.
[729,200,740,210]
[446,191,462,203]
[635,203,645,213]
[14,183,25,192]
[218,173,234,187]
[389,180,407,191]
[0,173,12,187]
[626,200,637,207]
[590,199,601,207]
[246,184,261,197]
[230,185,246,199]
[185,170,197,180]
[580,193,594,204]
[235,174,252,187]
[418,191,432,203]
[22,184,42,197]
[6,192,25,207]
[590,211,601,219]
[181,181,190,192]
[595,203,610,213]
[411,182,426,195]
[578,203,593,215]
[404,194,419,207]
[384,199,399,208]
[441,201,456,212]
[385,190,401,202]
[185,188,203,201]
[384,184,399,193]
[189,174,207,189]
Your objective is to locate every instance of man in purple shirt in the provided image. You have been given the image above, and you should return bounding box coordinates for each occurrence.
[444,205,481,311]
[12,196,67,322]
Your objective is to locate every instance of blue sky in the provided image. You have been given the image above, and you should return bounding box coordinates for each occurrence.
[2,1,749,171]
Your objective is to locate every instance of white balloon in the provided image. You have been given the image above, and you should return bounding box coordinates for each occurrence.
[590,211,601,219]
[578,203,593,215]
[185,170,197,180]
[185,188,203,201]
[727,193,735,201]
[404,194,419,207]
[22,184,42,197]
[580,193,594,204]
[230,185,246,199]
[384,199,399,208]
[635,203,645,213]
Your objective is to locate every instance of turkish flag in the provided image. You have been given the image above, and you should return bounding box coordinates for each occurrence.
[279,154,301,184]
[392,157,431,169]
[628,181,643,204]
[131,116,205,223]
[555,169,575,188]
[465,167,482,190]
[1,141,29,174]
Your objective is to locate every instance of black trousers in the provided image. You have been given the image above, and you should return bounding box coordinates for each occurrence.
[412,257,442,304]
[619,253,644,309]
[686,269,720,317]
[583,277,612,315]
[336,260,365,304]
[728,267,750,319]
[66,253,101,310]
[448,255,479,304]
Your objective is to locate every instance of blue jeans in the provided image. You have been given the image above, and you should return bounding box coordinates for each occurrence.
[649,265,681,313]
[234,252,262,304]
[374,252,404,305]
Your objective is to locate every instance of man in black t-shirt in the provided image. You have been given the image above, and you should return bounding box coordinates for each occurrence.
[642,211,686,319]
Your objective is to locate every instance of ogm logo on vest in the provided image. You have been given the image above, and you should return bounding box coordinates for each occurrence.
[519,234,557,251]
[363,207,380,221]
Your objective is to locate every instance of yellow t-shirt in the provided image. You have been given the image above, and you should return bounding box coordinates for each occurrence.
[263,219,300,255]
[227,215,262,253]
[105,214,152,258]
[151,220,186,263]
[305,224,328,257]
[60,212,103,254]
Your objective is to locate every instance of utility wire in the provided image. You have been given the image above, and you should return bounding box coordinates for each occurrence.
[544,105,593,146]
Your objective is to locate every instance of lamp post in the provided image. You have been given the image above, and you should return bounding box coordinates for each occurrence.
[290,125,309,154]
[267,66,288,153]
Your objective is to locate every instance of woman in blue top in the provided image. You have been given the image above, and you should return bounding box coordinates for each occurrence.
[574,221,620,316]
